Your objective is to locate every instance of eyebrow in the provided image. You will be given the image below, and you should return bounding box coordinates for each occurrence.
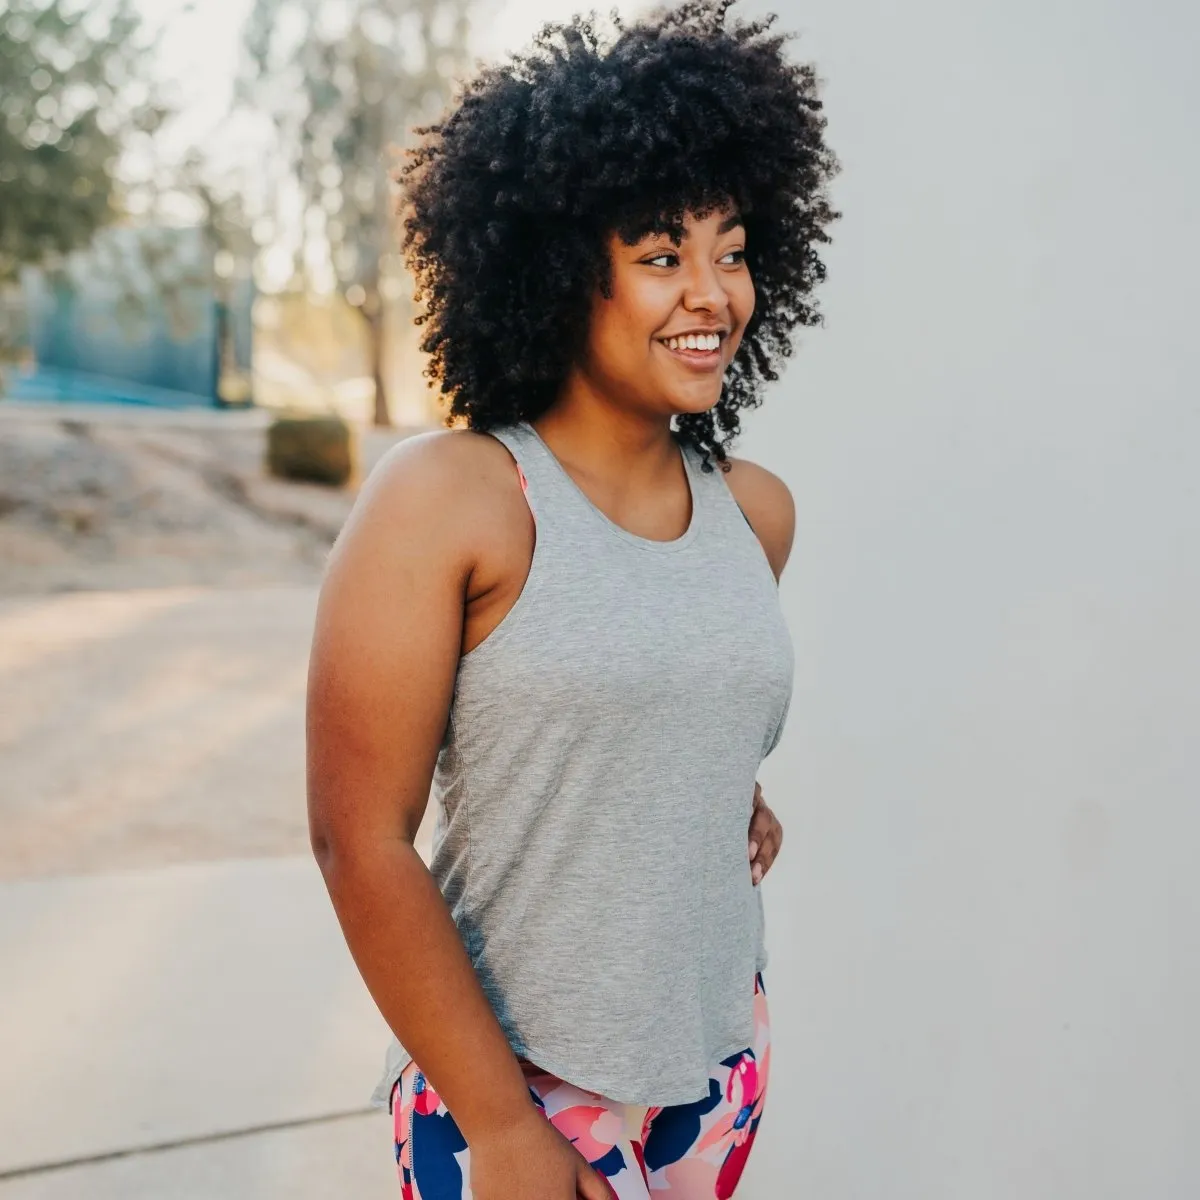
[631,212,745,247]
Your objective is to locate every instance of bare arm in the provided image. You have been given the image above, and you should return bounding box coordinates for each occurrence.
[726,457,795,884]
[306,433,534,1135]
[306,432,608,1200]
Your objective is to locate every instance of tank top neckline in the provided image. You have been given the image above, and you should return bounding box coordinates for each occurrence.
[518,420,702,553]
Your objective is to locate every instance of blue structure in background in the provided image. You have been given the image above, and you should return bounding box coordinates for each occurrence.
[10,226,254,408]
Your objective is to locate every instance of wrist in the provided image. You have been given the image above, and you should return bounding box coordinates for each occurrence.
[458,1092,544,1146]
[440,1059,542,1146]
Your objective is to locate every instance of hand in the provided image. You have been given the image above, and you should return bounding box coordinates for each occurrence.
[469,1106,612,1200]
[747,781,784,886]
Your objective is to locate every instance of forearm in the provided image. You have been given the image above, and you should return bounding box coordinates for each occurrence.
[316,837,536,1140]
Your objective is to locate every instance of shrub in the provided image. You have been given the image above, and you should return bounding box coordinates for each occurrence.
[265,413,356,487]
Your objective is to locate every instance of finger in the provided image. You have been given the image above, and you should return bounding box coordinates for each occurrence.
[752,823,783,878]
[748,801,773,857]
[747,804,773,861]
[753,781,765,808]
[764,820,784,865]
[577,1163,612,1200]
[752,843,771,885]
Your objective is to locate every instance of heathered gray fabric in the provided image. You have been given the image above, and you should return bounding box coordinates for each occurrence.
[370,421,794,1109]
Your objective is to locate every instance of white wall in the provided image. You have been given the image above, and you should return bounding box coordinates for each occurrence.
[738,0,1199,1195]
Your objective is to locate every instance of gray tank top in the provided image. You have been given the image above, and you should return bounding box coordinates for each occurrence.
[370,421,794,1109]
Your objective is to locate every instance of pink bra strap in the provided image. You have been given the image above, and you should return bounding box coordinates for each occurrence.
[514,461,535,524]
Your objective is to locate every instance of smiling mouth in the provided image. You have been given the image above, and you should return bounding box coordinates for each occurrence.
[657,332,725,370]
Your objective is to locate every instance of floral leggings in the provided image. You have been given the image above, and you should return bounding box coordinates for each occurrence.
[391,974,769,1199]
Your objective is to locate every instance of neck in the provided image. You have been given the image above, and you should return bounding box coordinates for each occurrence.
[533,373,678,482]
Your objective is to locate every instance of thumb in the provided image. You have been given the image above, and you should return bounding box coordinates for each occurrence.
[577,1162,613,1200]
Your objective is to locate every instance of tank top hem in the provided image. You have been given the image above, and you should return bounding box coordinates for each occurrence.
[369,1028,764,1113]
[369,939,770,1113]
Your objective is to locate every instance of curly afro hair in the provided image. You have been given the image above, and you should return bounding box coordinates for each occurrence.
[397,0,840,468]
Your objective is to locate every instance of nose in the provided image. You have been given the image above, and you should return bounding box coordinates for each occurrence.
[681,258,729,316]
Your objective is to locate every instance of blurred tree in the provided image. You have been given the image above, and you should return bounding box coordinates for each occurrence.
[167,149,258,405]
[0,0,176,387]
[0,0,168,284]
[238,0,472,426]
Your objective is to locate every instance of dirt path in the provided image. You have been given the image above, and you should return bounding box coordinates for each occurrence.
[0,405,430,881]
[0,585,317,880]
[0,403,414,596]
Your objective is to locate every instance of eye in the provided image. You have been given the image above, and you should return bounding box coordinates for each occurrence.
[719,248,747,266]
[642,252,679,268]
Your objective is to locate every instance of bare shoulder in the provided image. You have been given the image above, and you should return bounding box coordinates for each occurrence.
[335,427,520,558]
[307,432,526,845]
[723,456,796,581]
[364,426,517,508]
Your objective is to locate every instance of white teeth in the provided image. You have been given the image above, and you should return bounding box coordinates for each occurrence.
[664,333,721,352]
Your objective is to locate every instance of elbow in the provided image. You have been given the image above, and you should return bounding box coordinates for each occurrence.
[310,822,347,890]
[306,783,360,878]
[309,822,369,893]
[307,772,424,883]
[309,822,335,875]
[308,804,416,885]
[307,794,345,878]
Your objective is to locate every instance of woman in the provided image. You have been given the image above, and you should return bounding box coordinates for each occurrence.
[306,2,839,1196]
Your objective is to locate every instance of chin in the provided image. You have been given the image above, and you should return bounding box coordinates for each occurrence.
[668,389,723,417]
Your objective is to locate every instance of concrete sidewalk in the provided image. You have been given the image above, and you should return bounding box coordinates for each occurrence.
[0,858,396,1196]
[0,1114,392,1200]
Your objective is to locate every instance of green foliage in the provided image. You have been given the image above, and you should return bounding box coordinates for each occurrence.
[0,2,260,396]
[266,411,357,486]
[0,0,168,283]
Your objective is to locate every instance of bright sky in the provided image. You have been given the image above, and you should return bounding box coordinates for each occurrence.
[132,0,643,287]
[142,0,643,159]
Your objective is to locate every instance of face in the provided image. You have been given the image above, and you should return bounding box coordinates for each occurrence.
[574,206,755,419]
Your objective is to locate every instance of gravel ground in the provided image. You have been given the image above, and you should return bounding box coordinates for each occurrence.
[0,403,415,596]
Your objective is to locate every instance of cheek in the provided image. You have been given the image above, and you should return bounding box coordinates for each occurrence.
[604,268,677,340]
[730,274,756,329]
[585,310,643,380]
[588,292,667,371]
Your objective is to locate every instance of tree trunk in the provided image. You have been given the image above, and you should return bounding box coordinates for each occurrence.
[365,299,389,428]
